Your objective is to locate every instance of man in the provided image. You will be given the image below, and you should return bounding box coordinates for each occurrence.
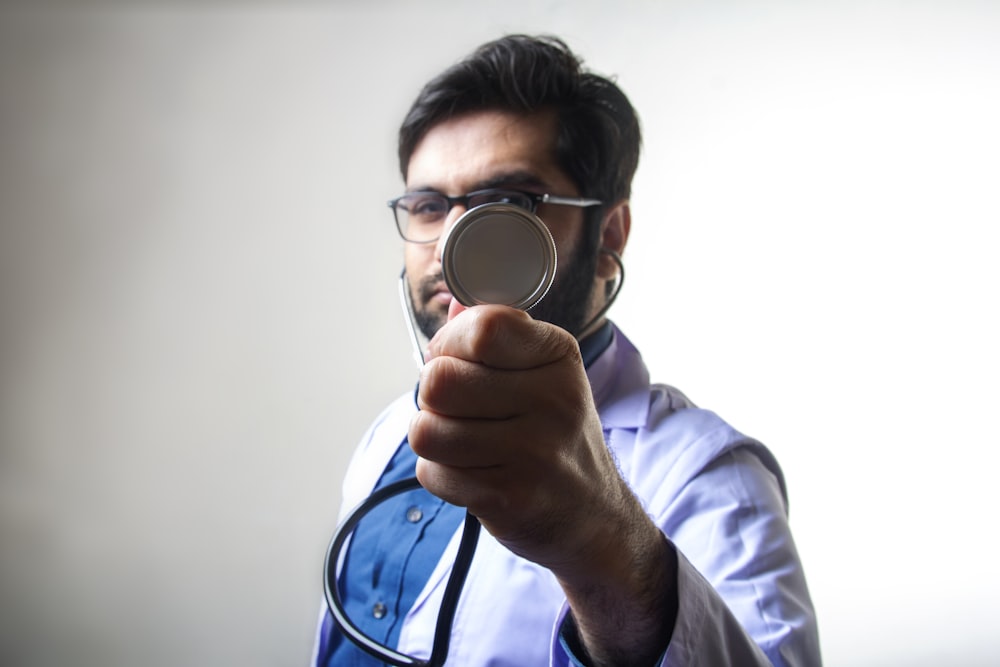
[313,35,820,666]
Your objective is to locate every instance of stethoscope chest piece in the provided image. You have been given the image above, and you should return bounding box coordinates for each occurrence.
[440,203,557,311]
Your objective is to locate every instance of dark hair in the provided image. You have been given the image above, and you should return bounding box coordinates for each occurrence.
[397,34,641,206]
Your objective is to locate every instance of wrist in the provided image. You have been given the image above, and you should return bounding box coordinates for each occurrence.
[554,499,678,667]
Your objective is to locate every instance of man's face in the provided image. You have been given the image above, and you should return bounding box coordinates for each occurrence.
[403,109,600,339]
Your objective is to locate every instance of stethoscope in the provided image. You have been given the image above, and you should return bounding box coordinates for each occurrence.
[324,203,623,666]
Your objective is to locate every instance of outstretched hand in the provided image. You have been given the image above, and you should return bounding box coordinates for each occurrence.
[411,304,615,569]
[410,304,676,667]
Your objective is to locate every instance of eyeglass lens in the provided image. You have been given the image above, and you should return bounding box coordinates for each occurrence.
[394,190,534,242]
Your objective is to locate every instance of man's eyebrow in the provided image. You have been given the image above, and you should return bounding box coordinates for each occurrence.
[475,171,547,191]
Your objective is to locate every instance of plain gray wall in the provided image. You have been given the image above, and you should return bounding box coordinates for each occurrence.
[1,1,998,665]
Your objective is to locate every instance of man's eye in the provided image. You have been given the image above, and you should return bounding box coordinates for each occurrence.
[476,191,532,208]
[488,191,515,203]
[407,196,446,217]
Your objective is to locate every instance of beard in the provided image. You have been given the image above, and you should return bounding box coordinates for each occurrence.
[409,229,600,340]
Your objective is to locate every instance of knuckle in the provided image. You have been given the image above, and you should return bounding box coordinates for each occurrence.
[407,411,433,456]
[465,307,507,360]
[418,356,461,410]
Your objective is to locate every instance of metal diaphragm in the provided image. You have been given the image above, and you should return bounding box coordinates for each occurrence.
[440,203,557,311]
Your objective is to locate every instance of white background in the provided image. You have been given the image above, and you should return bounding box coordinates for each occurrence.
[1,1,997,665]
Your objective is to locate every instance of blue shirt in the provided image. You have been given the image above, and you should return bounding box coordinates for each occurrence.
[318,324,614,666]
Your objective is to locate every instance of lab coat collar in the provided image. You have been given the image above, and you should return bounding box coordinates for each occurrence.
[587,323,651,430]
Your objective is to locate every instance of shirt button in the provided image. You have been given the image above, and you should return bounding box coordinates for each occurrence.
[372,602,387,619]
[406,506,423,523]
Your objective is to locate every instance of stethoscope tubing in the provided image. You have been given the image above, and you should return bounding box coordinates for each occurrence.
[324,477,482,667]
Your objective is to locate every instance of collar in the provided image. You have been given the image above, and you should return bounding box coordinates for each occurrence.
[586,323,651,429]
[578,321,614,368]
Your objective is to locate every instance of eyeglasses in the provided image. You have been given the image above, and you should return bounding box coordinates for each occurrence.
[387,188,602,243]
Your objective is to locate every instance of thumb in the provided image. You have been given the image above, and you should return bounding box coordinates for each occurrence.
[447,297,468,322]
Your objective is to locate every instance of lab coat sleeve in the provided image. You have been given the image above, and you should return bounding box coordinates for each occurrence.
[661,447,820,666]
[550,445,820,667]
[549,553,770,667]
[659,551,775,666]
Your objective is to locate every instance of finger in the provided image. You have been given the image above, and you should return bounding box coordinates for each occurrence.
[409,409,513,468]
[419,352,586,419]
[409,401,588,472]
[413,440,602,551]
[447,296,467,321]
[418,355,518,419]
[414,457,508,513]
[425,305,580,370]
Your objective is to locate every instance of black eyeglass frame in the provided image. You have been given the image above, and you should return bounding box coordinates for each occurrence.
[387,188,603,243]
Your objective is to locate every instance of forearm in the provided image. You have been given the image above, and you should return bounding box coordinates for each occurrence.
[554,485,679,667]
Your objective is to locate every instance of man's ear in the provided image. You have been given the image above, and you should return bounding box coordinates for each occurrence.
[596,200,631,280]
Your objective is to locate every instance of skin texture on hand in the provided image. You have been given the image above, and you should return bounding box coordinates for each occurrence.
[410,305,677,666]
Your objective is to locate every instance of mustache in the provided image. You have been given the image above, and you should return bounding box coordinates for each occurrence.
[416,272,446,303]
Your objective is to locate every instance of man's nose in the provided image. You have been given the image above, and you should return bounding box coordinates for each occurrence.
[433,204,469,260]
